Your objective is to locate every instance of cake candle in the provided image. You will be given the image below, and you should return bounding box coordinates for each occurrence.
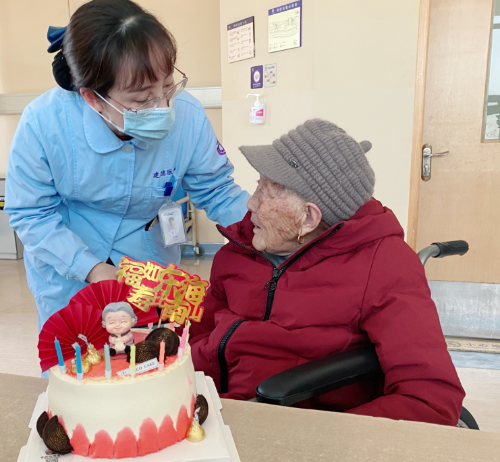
[169,313,175,331]
[158,340,165,372]
[129,344,136,377]
[75,344,83,381]
[104,343,112,379]
[54,335,66,374]
[177,322,189,362]
[185,320,192,344]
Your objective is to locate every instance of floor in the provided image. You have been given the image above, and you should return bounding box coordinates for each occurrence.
[1,259,499,433]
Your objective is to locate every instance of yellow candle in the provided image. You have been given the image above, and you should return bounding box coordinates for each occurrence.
[129,344,136,377]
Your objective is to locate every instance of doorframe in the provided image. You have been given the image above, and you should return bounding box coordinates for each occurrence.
[407,0,431,250]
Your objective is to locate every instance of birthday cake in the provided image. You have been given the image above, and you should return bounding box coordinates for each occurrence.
[36,259,210,458]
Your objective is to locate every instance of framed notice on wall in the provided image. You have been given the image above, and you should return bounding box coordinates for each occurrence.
[227,17,255,64]
[268,1,302,53]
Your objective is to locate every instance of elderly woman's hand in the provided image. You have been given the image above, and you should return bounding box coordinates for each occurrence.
[86,262,118,284]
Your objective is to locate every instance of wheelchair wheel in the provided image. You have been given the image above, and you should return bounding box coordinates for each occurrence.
[457,406,479,430]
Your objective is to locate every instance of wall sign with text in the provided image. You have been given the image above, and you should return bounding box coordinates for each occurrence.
[268,1,302,53]
[227,17,255,64]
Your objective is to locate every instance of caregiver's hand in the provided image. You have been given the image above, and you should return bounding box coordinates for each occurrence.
[86,262,118,284]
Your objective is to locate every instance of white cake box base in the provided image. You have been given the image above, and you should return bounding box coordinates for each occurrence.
[18,372,240,462]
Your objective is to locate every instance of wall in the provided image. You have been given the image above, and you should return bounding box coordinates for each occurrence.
[0,0,69,175]
[0,0,223,243]
[219,0,421,234]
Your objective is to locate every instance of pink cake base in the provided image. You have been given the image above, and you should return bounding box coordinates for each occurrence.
[49,395,196,458]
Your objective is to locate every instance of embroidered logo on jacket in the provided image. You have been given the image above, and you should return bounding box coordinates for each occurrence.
[217,141,226,155]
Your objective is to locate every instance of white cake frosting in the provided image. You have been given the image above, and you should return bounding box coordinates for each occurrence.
[47,343,197,458]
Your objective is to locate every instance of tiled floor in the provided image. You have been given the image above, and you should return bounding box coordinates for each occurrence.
[1,259,499,432]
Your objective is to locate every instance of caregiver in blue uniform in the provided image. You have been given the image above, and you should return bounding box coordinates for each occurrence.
[5,0,249,330]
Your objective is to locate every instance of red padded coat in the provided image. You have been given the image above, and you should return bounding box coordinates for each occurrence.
[190,199,465,425]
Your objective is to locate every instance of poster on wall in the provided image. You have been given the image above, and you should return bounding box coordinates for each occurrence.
[227,17,255,64]
[268,1,302,53]
[264,64,277,87]
[251,66,264,89]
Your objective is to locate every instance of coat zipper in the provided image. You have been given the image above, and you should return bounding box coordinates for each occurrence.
[218,318,247,393]
[218,223,344,321]
[216,223,343,393]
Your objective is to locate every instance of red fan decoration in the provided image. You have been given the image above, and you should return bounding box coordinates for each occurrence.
[38,280,159,372]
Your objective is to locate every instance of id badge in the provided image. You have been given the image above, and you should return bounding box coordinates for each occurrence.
[159,200,188,247]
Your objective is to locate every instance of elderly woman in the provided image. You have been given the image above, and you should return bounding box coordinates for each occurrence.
[189,119,465,425]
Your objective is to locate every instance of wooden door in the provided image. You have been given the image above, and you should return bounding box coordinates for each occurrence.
[416,0,500,283]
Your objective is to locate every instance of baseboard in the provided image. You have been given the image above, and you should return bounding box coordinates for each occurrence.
[181,243,223,259]
[429,280,500,339]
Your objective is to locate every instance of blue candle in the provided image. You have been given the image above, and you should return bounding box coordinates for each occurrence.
[54,336,66,374]
[75,344,83,381]
[104,344,111,379]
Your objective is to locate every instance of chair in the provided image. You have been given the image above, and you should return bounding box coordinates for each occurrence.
[255,240,479,430]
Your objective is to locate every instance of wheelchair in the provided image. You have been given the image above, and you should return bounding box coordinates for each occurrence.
[255,240,480,430]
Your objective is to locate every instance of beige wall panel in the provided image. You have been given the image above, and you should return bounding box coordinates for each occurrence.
[69,0,221,87]
[220,0,421,234]
[0,0,69,94]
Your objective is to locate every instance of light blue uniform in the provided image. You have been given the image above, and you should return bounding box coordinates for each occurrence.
[5,87,249,330]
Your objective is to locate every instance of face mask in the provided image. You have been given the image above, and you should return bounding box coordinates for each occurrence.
[91,93,176,142]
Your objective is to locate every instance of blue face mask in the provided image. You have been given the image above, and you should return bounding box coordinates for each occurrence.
[92,92,176,142]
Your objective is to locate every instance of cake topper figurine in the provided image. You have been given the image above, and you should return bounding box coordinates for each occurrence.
[102,302,138,356]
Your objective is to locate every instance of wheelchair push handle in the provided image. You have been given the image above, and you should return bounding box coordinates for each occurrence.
[432,240,469,258]
[418,240,469,266]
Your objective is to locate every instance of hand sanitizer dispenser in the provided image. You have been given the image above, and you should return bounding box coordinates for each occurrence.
[246,94,265,124]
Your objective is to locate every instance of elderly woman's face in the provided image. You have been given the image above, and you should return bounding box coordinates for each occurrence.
[247,177,305,254]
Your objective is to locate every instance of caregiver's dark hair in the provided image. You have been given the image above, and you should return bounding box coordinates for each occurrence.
[63,0,177,95]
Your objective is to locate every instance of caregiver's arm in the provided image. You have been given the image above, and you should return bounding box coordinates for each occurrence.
[5,107,101,282]
[182,109,249,227]
[346,237,465,426]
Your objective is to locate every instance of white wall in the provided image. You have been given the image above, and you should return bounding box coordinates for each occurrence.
[220,0,421,233]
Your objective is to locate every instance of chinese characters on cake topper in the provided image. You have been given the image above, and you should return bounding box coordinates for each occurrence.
[116,257,208,324]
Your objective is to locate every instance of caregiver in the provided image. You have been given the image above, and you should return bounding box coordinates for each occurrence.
[5,0,249,329]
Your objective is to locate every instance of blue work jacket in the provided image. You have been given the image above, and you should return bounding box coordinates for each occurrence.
[5,87,249,329]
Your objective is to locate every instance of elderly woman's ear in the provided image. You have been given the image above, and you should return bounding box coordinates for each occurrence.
[299,202,328,242]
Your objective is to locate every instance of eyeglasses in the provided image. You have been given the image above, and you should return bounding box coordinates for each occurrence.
[100,67,188,116]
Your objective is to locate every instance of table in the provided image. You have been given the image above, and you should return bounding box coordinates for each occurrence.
[3,373,500,462]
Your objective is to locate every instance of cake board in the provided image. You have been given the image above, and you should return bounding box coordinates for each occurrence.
[18,372,240,462]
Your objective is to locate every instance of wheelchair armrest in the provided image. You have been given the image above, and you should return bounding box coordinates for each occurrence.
[255,346,382,406]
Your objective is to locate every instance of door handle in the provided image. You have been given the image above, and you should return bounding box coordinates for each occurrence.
[421,143,448,181]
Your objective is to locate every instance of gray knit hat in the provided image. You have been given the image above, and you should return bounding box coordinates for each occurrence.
[239,119,375,225]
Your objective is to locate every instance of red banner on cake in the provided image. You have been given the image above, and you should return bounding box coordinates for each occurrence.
[117,257,209,323]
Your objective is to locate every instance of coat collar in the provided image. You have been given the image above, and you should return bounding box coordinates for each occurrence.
[217,198,405,267]
[83,103,150,153]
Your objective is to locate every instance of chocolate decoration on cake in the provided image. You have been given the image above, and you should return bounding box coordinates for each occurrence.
[71,357,92,374]
[36,411,49,438]
[195,394,209,425]
[145,327,180,357]
[42,415,73,454]
[84,343,103,365]
[126,340,160,363]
